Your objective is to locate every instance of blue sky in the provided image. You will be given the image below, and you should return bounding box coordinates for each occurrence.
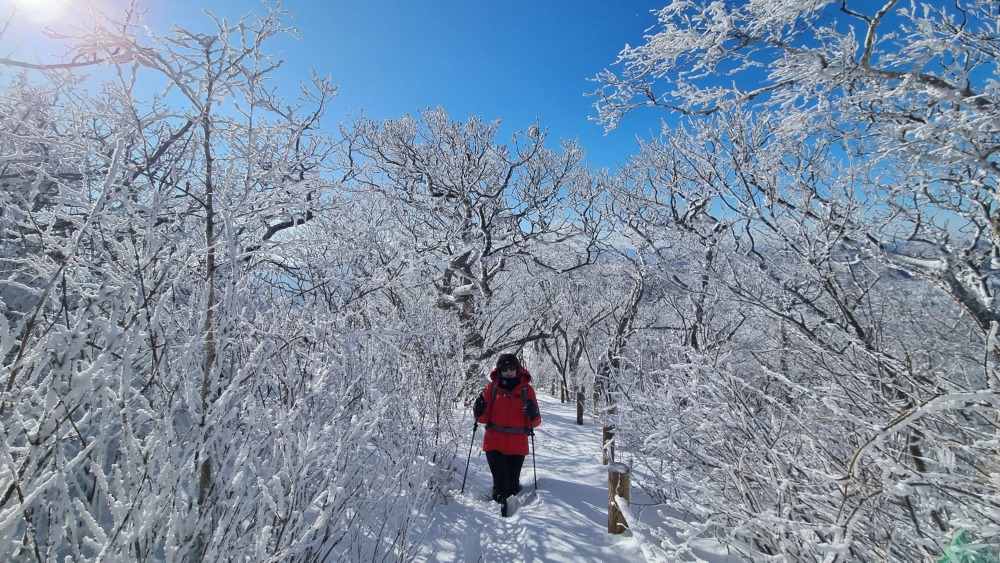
[143,0,667,169]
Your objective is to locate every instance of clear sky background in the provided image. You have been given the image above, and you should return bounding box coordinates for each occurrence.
[143,0,668,169]
[4,0,668,168]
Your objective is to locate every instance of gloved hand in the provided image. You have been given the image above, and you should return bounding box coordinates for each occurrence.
[524,399,539,420]
[473,394,486,417]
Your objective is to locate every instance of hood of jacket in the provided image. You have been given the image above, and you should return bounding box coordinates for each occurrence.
[489,365,532,385]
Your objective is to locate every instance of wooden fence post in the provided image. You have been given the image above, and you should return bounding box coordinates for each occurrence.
[576,390,584,425]
[608,462,631,534]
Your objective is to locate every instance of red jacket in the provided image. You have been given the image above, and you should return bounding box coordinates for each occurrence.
[475,366,542,455]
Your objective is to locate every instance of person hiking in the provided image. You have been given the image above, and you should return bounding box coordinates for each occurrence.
[472,353,541,516]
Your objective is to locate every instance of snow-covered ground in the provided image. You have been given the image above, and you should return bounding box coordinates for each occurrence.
[414,392,740,562]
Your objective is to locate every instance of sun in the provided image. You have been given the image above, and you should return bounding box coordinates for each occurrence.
[12,0,70,23]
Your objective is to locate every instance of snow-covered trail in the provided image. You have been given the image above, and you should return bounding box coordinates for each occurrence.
[416,392,647,562]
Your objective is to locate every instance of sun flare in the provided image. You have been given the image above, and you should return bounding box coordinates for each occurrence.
[13,0,70,23]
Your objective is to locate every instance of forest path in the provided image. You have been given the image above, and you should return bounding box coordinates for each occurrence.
[415,392,648,562]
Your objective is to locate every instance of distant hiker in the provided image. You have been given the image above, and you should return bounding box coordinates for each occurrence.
[472,353,542,515]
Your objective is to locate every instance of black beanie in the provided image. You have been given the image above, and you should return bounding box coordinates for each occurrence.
[496,353,520,370]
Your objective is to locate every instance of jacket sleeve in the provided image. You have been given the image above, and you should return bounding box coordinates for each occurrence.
[528,386,542,428]
[474,385,492,424]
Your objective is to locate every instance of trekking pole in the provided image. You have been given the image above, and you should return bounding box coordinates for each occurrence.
[460,421,478,494]
[522,388,538,491]
[529,428,538,491]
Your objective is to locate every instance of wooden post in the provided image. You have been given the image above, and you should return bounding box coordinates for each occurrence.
[608,462,631,534]
[576,390,584,425]
[601,426,614,465]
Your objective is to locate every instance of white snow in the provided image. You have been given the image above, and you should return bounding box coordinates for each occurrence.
[413,393,740,562]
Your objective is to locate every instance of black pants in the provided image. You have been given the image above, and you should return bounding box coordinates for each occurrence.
[485,450,525,502]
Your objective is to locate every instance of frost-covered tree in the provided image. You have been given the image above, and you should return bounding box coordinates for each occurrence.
[593,1,1000,560]
[534,267,614,402]
[595,0,1000,345]
[339,109,596,390]
[0,4,443,560]
[604,112,998,560]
